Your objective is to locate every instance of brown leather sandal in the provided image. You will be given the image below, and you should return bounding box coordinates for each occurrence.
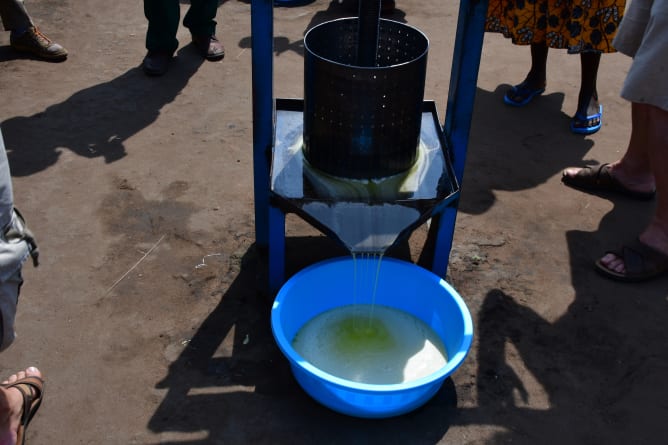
[562,163,655,201]
[595,238,668,282]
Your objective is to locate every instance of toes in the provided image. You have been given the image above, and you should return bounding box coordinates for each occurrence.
[25,367,42,379]
[600,253,626,274]
[562,167,582,178]
[2,367,41,385]
[3,371,25,385]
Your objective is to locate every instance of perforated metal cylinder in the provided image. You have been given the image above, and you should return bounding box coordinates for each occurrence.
[303,18,429,179]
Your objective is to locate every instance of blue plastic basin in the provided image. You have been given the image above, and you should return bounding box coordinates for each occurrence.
[271,256,473,418]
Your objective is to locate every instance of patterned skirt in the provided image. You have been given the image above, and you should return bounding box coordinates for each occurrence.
[486,0,626,53]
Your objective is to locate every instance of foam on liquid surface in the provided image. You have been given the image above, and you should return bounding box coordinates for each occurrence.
[292,304,448,384]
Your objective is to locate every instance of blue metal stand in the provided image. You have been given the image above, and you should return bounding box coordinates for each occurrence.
[251,0,488,294]
[431,0,488,276]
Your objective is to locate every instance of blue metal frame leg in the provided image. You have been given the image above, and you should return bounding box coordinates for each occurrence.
[251,0,274,250]
[268,204,286,294]
[431,0,488,277]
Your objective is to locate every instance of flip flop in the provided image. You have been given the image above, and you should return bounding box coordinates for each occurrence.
[503,82,545,107]
[596,238,668,282]
[561,163,656,201]
[2,375,45,445]
[571,104,603,135]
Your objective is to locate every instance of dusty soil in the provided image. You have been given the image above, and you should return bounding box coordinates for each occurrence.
[1,0,667,444]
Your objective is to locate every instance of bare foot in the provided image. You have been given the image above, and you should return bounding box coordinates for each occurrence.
[0,367,42,445]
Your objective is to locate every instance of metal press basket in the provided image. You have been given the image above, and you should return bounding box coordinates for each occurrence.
[303,18,429,179]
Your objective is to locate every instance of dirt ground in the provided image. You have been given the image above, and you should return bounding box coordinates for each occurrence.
[0,0,667,444]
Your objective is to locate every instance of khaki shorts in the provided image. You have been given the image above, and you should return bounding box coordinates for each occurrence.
[613,0,668,111]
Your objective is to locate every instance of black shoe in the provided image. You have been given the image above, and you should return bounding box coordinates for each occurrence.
[142,51,172,76]
[191,34,225,61]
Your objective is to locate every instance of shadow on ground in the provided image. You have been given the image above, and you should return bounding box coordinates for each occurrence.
[458,198,668,444]
[443,83,668,443]
[1,47,204,177]
[459,85,595,216]
[147,237,464,444]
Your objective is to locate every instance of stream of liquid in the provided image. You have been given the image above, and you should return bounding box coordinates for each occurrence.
[350,252,384,324]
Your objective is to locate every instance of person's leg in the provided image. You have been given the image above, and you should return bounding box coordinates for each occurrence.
[577,52,601,115]
[340,0,395,13]
[184,0,224,61]
[1,0,67,61]
[641,104,668,248]
[0,367,43,445]
[504,42,548,105]
[562,102,656,195]
[598,103,668,274]
[527,42,549,87]
[570,52,602,133]
[0,0,33,32]
[142,0,180,76]
[183,0,218,38]
[381,0,395,13]
[144,0,180,53]
[604,102,655,190]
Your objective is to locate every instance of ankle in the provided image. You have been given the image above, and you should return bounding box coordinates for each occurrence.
[9,26,30,38]
[576,92,599,114]
[640,222,668,256]
[611,159,654,186]
[524,72,546,89]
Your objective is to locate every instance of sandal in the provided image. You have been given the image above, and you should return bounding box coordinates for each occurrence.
[561,163,656,201]
[571,104,603,135]
[596,238,668,282]
[503,82,545,107]
[2,375,45,445]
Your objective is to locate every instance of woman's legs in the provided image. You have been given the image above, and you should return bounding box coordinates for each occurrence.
[577,52,601,117]
[570,52,602,133]
[526,42,548,88]
[504,42,548,103]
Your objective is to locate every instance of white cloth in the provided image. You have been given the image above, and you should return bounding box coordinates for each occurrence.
[613,0,668,111]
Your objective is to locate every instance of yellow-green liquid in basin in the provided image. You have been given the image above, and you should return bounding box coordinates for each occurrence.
[292,305,448,384]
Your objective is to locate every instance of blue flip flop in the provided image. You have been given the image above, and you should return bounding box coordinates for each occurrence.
[571,104,603,135]
[503,83,546,107]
